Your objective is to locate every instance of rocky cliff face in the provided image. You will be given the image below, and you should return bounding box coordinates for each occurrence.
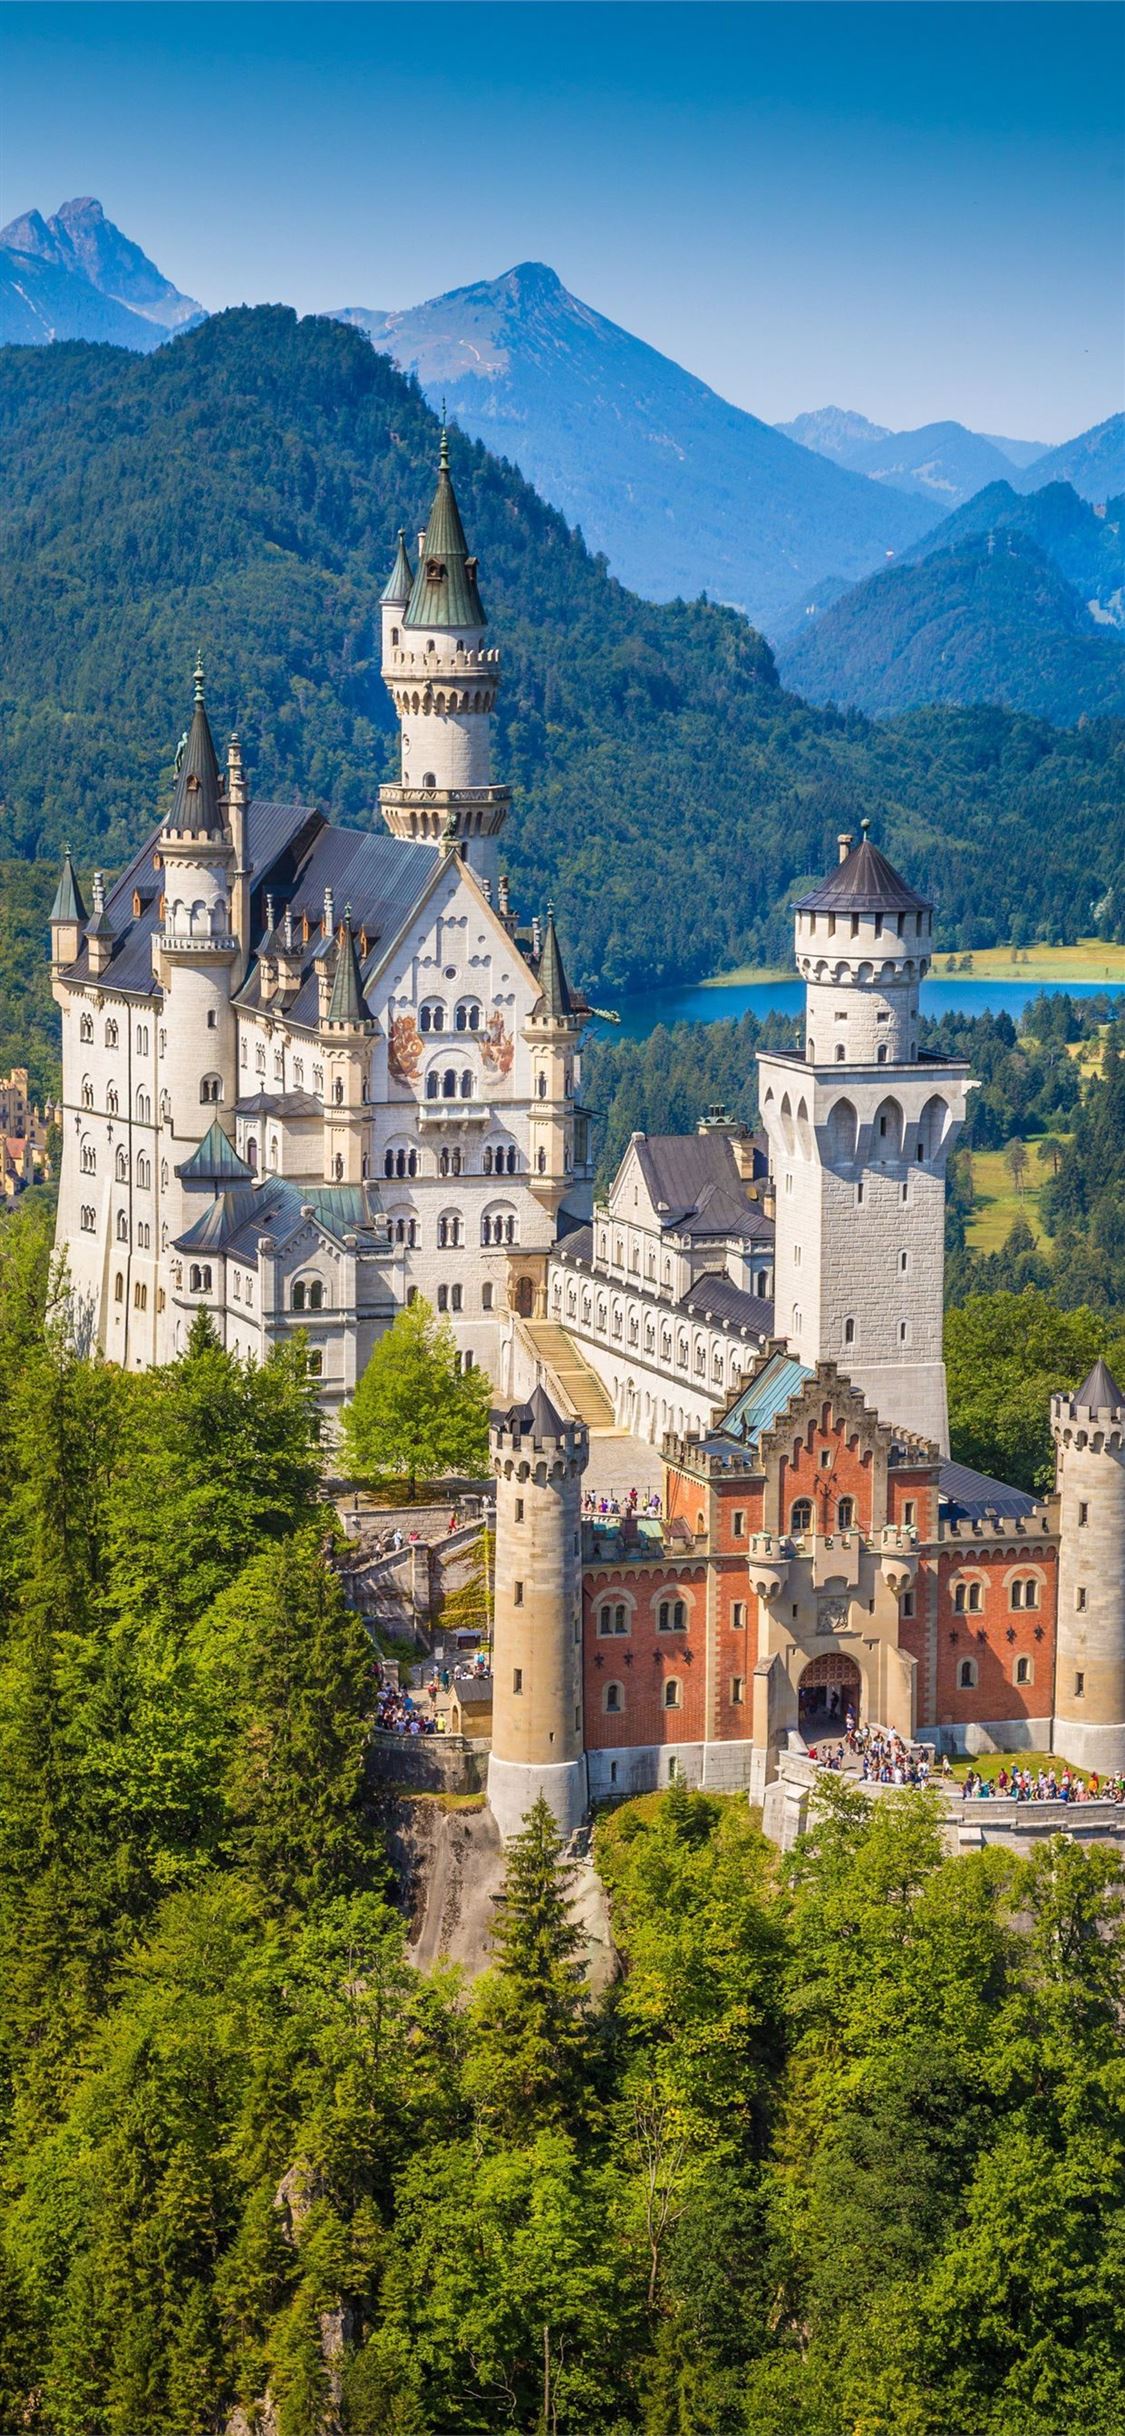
[0,196,202,350]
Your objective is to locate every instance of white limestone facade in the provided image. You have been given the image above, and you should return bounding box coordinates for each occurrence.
[1051,1361,1125,1773]
[51,445,593,1407]
[759,828,970,1454]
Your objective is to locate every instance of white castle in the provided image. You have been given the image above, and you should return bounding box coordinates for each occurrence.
[50,440,593,1395]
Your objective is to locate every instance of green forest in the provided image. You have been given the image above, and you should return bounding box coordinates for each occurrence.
[0,1202,1123,2436]
[1,306,1124,1011]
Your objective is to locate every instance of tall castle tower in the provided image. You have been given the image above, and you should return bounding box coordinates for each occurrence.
[1051,1359,1125,1772]
[758,824,970,1452]
[153,666,246,1259]
[487,1386,589,1842]
[525,910,582,1224]
[379,433,508,897]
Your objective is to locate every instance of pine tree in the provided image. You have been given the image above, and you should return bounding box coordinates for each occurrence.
[465,1796,591,2138]
[340,1298,491,1497]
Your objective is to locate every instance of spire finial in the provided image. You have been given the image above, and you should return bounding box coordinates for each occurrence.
[860,815,871,839]
[439,415,449,473]
[193,654,205,707]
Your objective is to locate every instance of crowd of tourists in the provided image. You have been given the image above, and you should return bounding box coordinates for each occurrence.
[961,1764,1125,1803]
[375,1681,443,1736]
[583,1487,663,1520]
[809,1723,934,1787]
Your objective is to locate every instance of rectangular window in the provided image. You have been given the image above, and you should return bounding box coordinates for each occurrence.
[903,1500,916,1527]
[513,1668,523,1694]
[1075,1671,1085,1697]
[1079,1501,1088,1526]
[901,1589,915,1619]
[436,1284,448,1313]
[1076,1586,1087,1612]
[732,1600,745,1629]
[732,1510,745,1537]
[482,1283,493,1311]
[451,1283,463,1312]
[731,1675,745,1705]
[514,1581,524,1606]
[1011,1580,1023,1609]
[574,1707,580,1733]
[515,1498,524,1523]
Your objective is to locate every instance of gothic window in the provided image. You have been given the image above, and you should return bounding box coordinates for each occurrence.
[80,1139,96,1175]
[137,1154,151,1189]
[80,1012,94,1044]
[81,1078,94,1110]
[790,1500,813,1535]
[200,1075,221,1104]
[105,1019,119,1049]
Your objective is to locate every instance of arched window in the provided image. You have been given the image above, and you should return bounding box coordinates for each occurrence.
[137,1154,151,1189]
[603,1682,624,1715]
[1015,1654,1032,1685]
[307,1350,323,1378]
[460,1069,473,1099]
[114,1272,124,1303]
[81,1078,94,1110]
[843,1316,855,1346]
[80,1012,94,1044]
[188,1264,212,1294]
[438,1211,463,1250]
[440,1068,457,1100]
[536,1147,547,1175]
[425,1072,439,1100]
[200,1075,221,1104]
[958,1658,977,1690]
[455,999,481,1033]
[292,1282,306,1312]
[116,1211,128,1242]
[308,1280,324,1311]
[482,1145,494,1175]
[791,1500,813,1534]
[657,1600,686,1632]
[106,1085,119,1116]
[664,1679,682,1710]
[537,1072,548,1099]
[115,1147,128,1182]
[80,1140,96,1175]
[105,1019,118,1049]
[419,1000,445,1034]
[598,1603,628,1637]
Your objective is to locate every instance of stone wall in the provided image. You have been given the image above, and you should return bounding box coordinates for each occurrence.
[367,1729,486,1796]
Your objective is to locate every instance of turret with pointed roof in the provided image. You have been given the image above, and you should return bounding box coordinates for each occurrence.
[535,907,573,1020]
[379,427,508,891]
[325,909,373,1029]
[49,849,87,970]
[164,660,228,841]
[404,429,486,631]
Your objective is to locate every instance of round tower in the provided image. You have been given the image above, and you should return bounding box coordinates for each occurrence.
[487,1384,589,1843]
[524,909,581,1219]
[154,663,241,1252]
[379,431,509,895]
[320,906,376,1183]
[1051,1358,1125,1772]
[796,820,934,1069]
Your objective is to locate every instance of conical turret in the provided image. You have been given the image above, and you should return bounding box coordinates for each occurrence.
[404,429,486,631]
[49,849,87,969]
[165,660,227,841]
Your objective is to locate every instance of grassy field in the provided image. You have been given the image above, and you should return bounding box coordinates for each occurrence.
[963,1143,1068,1254]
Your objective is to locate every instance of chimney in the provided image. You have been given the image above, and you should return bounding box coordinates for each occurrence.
[498,872,511,918]
[837,832,853,864]
[323,886,335,939]
[228,732,250,977]
[531,914,543,957]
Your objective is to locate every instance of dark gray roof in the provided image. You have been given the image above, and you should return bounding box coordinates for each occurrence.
[62,796,318,1000]
[938,1462,1040,1524]
[175,1177,381,1259]
[234,827,438,1027]
[796,833,931,919]
[176,1118,254,1187]
[381,529,414,608]
[404,433,486,630]
[167,671,226,839]
[680,1273,774,1336]
[327,917,371,1026]
[502,1383,570,1443]
[555,1222,594,1263]
[1073,1357,1124,1413]
[233,1090,322,1120]
[535,911,572,1019]
[633,1132,765,1239]
[50,851,86,926]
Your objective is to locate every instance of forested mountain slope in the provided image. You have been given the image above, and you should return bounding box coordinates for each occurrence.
[0,307,1123,1002]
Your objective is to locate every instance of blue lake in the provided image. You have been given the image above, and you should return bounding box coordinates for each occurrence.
[609,975,1125,1041]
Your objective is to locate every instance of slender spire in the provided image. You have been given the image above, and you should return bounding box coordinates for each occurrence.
[536,905,573,1019]
[381,527,415,608]
[86,869,115,941]
[404,427,486,630]
[327,906,370,1026]
[49,847,86,927]
[168,661,225,838]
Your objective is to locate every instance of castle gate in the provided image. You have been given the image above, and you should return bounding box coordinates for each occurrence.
[798,1651,862,1731]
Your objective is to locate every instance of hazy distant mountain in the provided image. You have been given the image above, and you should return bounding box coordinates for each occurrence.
[777,405,1041,508]
[776,482,1125,724]
[1009,413,1125,504]
[978,431,1051,471]
[334,263,935,630]
[0,198,202,351]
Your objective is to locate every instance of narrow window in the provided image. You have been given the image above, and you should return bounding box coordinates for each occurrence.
[1075,1671,1085,1696]
[514,1581,524,1607]
[513,1668,523,1695]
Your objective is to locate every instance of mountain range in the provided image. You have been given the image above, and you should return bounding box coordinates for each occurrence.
[775,406,1048,507]
[776,481,1125,723]
[333,263,937,629]
[0,198,202,351]
[0,306,1121,1020]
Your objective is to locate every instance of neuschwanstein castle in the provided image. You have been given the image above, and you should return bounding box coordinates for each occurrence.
[50,436,1125,1813]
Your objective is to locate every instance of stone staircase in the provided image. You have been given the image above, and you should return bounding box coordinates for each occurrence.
[521,1320,620,1433]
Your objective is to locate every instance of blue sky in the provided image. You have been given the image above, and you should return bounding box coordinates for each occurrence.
[0,2,1120,439]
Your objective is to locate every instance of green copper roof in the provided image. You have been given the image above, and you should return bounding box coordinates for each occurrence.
[168,662,226,838]
[50,850,86,927]
[176,1117,254,1187]
[326,914,371,1026]
[722,1353,812,1451]
[404,431,486,631]
[381,528,415,607]
[536,909,573,1018]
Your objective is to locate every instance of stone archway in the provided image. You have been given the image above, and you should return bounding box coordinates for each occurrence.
[514,1276,535,1320]
[797,1650,861,1733]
